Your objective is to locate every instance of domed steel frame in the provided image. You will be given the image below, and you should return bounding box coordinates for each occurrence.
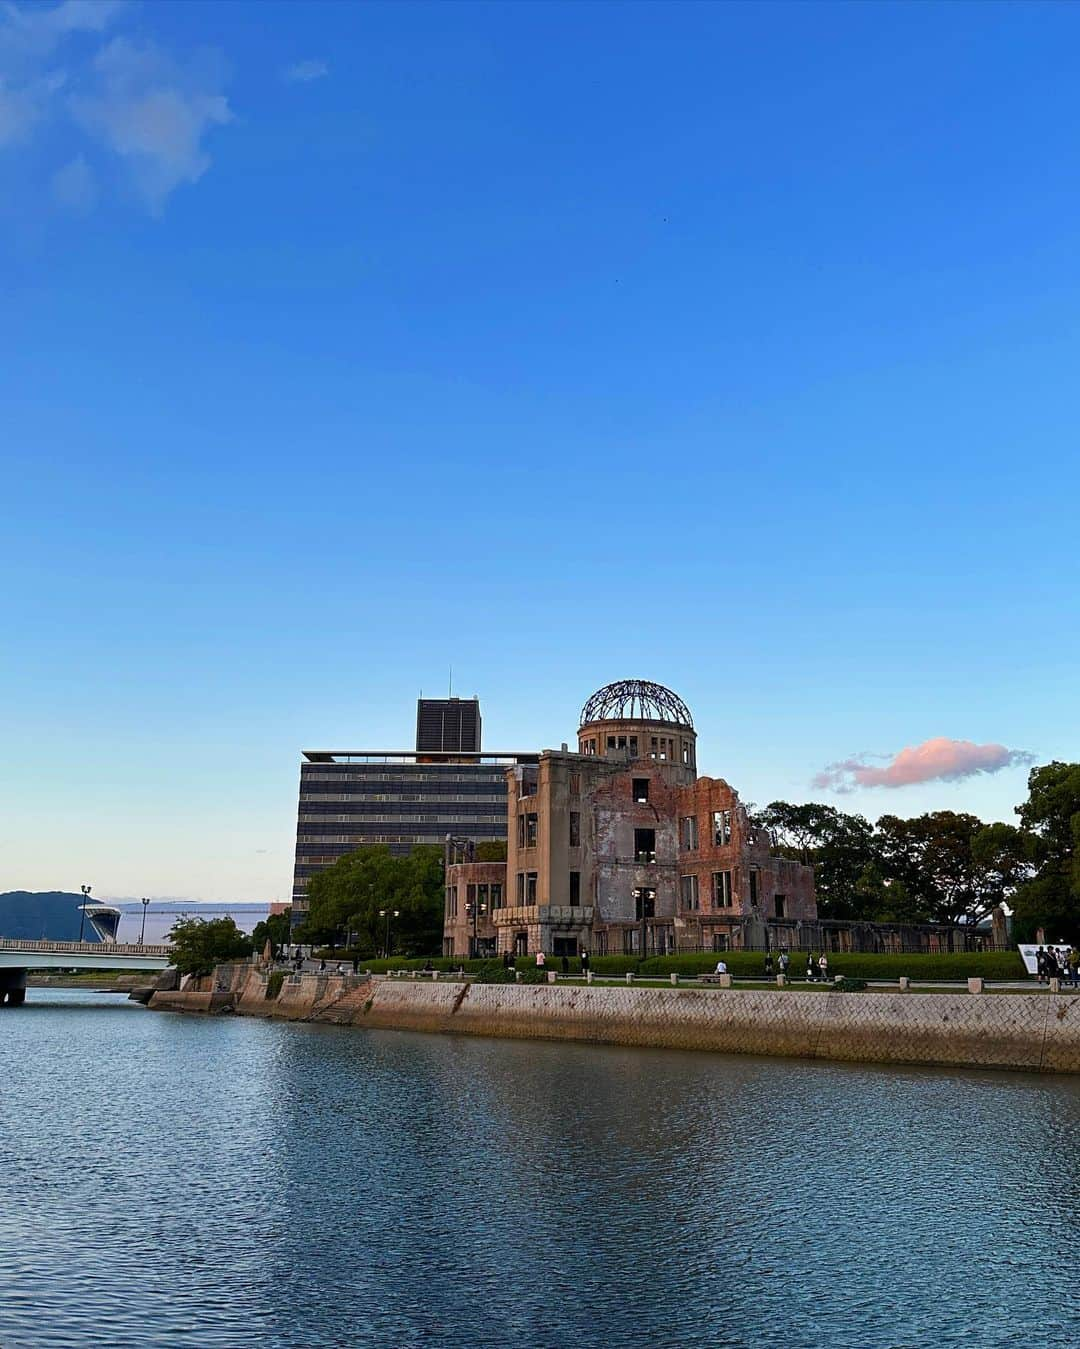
[579,680,694,730]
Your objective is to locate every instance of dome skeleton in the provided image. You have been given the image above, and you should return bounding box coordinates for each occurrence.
[578,680,694,730]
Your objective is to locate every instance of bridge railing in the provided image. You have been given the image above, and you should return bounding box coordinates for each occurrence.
[0,939,172,956]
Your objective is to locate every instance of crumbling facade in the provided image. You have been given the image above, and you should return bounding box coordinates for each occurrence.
[443,680,816,957]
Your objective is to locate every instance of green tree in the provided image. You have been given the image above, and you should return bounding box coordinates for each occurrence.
[168,917,253,977]
[875,811,998,925]
[251,909,292,954]
[474,840,507,862]
[298,844,445,956]
[1012,762,1080,942]
[759,801,879,918]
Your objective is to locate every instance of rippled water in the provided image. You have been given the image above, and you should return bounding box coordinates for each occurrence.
[1,990,1078,1347]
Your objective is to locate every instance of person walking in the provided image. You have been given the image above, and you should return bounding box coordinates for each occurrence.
[1035,946,1047,984]
[806,953,816,982]
[581,949,590,976]
[778,951,790,978]
[1068,946,1079,989]
[818,952,830,982]
[536,950,546,972]
[561,954,570,975]
[764,951,774,977]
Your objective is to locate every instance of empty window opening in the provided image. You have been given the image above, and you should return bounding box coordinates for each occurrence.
[634,828,656,864]
[713,809,732,847]
[774,893,786,919]
[525,813,538,848]
[680,874,700,911]
[569,811,580,848]
[633,778,650,804]
[681,816,699,851]
[749,869,759,907]
[526,872,538,904]
[569,871,581,906]
[713,870,733,908]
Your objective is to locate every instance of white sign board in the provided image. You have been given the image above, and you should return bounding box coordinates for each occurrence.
[1017,943,1072,975]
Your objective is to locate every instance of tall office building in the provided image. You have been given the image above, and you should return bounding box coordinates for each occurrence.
[415,697,481,753]
[290,697,535,930]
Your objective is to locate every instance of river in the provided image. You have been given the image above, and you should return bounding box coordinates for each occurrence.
[1,989,1077,1347]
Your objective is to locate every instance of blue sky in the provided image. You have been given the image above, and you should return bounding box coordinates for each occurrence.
[3,0,1078,902]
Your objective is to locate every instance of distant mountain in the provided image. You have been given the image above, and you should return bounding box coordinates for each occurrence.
[0,891,104,942]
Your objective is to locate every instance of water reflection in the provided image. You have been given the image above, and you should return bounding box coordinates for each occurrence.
[0,991,1077,1347]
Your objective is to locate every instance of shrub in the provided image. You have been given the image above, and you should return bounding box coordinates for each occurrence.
[266,970,285,1000]
[474,960,514,984]
[833,977,868,992]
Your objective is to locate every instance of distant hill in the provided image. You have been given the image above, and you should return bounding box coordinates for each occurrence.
[0,891,104,942]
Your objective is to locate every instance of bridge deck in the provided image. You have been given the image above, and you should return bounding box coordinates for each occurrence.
[0,939,171,971]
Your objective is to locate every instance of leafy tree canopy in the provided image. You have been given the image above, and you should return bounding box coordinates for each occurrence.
[168,917,253,976]
[251,909,292,955]
[297,844,444,956]
[1012,762,1080,942]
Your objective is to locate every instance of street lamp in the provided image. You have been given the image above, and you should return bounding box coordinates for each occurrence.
[78,884,92,943]
[379,908,400,958]
[465,895,488,958]
[139,896,150,945]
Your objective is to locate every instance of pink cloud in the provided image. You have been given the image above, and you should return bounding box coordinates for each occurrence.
[813,737,1034,793]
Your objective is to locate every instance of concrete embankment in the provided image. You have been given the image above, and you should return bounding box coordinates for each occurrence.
[147,966,1080,1074]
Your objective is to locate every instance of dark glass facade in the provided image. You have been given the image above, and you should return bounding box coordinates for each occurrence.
[415,698,482,753]
[290,751,536,928]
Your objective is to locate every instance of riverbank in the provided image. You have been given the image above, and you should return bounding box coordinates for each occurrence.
[148,966,1080,1074]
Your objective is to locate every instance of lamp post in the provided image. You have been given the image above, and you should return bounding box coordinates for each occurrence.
[78,884,92,943]
[139,896,150,945]
[466,896,488,958]
[379,908,400,958]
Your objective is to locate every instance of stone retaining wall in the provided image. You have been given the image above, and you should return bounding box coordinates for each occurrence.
[149,971,1080,1074]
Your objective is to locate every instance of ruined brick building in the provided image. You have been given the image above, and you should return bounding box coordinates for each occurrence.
[444,680,816,958]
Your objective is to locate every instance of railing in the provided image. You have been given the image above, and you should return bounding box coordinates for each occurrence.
[0,939,172,956]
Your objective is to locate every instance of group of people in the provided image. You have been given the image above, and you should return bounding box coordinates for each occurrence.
[1035,944,1079,987]
[712,950,832,981]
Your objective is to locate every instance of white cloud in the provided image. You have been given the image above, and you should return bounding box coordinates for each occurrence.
[51,152,95,210]
[1,3,231,214]
[72,37,231,212]
[283,58,327,84]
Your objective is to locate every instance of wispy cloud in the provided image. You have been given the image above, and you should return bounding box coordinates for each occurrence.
[72,36,231,213]
[283,59,327,84]
[813,737,1035,794]
[0,1,231,214]
[51,152,96,210]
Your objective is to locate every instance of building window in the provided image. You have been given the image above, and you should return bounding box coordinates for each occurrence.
[629,735,638,758]
[569,773,581,795]
[682,741,692,765]
[713,870,733,908]
[477,883,488,913]
[526,872,538,904]
[713,809,732,846]
[632,778,649,804]
[517,814,525,848]
[569,871,580,906]
[680,874,700,911]
[749,869,759,907]
[445,885,458,917]
[712,933,729,952]
[634,828,656,864]
[582,740,596,756]
[681,816,699,851]
[775,893,786,919]
[516,872,525,905]
[466,883,477,913]
[525,813,538,848]
[490,883,503,910]
[569,811,580,848]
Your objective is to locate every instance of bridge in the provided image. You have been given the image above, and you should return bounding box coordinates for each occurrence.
[0,940,171,1006]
